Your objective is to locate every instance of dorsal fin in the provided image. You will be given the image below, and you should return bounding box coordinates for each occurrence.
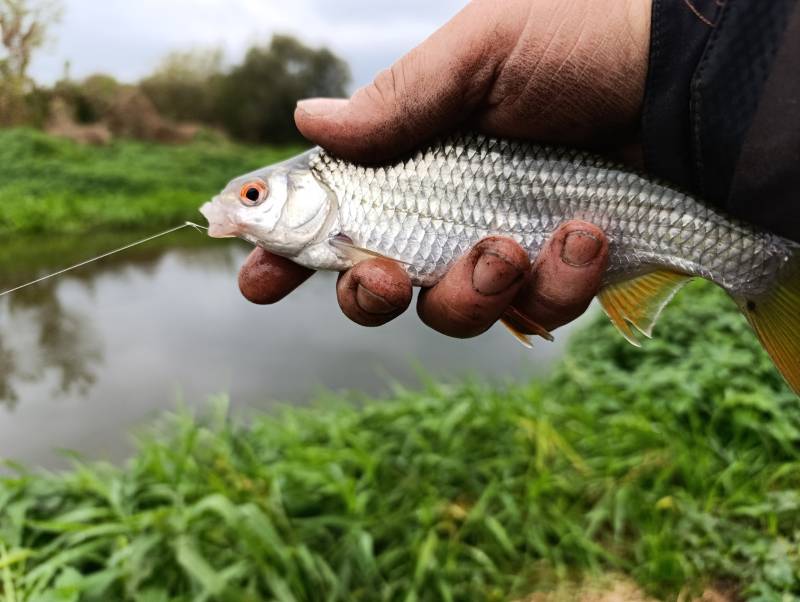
[598,270,693,347]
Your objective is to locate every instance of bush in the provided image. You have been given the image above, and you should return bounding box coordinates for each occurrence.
[139,48,224,126]
[215,36,350,144]
[141,35,351,145]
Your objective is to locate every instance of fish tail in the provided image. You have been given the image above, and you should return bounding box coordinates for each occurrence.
[735,250,800,395]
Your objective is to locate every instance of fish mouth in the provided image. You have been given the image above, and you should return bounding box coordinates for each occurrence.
[200,201,239,238]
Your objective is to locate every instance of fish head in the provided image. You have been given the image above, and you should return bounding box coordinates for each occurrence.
[200,150,335,258]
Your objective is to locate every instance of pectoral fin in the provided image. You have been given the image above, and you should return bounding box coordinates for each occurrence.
[598,270,693,347]
[329,234,410,265]
[500,318,534,349]
[502,306,555,343]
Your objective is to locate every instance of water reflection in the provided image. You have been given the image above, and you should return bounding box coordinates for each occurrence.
[0,232,591,468]
[0,286,102,406]
[0,334,16,403]
[0,231,221,408]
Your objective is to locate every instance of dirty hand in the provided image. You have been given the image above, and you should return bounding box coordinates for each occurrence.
[239,0,651,337]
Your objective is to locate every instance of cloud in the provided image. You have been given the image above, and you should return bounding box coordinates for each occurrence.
[29,0,467,89]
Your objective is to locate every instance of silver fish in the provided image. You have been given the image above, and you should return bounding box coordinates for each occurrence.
[200,132,800,394]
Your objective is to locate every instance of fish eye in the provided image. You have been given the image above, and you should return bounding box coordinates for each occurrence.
[239,181,268,206]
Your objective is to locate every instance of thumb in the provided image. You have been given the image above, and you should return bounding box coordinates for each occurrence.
[294,0,519,163]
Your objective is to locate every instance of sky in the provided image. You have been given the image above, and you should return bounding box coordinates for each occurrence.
[29,0,469,90]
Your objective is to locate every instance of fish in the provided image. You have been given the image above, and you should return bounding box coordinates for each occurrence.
[200,132,800,395]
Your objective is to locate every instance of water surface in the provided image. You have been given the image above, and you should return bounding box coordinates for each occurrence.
[0,232,589,468]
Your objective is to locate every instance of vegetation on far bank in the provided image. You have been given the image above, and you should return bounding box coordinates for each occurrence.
[3,0,349,146]
[1,282,797,601]
[0,128,300,237]
[4,9,349,146]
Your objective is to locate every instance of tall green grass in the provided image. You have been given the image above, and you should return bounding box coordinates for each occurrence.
[1,282,797,601]
[0,129,300,236]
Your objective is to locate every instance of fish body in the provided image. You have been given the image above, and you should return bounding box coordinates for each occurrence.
[308,134,793,296]
[200,132,800,394]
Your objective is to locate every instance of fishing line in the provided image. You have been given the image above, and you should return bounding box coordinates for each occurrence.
[0,222,208,298]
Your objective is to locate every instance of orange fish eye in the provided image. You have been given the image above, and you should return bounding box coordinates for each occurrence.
[239,181,268,206]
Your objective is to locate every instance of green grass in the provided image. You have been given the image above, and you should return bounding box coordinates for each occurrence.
[1,282,798,601]
[0,128,300,236]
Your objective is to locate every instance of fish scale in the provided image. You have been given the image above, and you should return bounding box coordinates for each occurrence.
[309,132,792,294]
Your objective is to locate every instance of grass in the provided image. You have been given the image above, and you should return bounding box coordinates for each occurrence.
[0,128,300,236]
[1,282,798,601]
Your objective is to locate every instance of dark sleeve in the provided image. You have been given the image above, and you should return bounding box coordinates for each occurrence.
[641,0,800,242]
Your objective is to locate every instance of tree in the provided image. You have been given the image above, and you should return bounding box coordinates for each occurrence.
[0,0,62,125]
[215,35,350,144]
[140,48,224,125]
[136,35,349,143]
[53,73,121,123]
[0,0,62,84]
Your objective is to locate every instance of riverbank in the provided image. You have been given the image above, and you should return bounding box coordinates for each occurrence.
[0,128,300,236]
[1,282,796,600]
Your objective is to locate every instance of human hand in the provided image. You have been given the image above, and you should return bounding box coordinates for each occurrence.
[239,0,651,337]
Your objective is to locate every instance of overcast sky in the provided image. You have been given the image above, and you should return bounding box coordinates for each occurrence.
[29,0,468,90]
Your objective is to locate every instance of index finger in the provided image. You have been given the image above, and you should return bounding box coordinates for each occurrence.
[238,247,315,305]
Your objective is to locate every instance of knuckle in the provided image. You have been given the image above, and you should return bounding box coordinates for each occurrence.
[366,69,395,107]
[371,63,408,119]
[338,263,409,327]
[522,292,590,331]
[536,289,591,318]
[337,272,358,296]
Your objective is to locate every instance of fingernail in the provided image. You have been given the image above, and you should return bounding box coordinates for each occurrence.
[472,251,522,296]
[296,98,348,117]
[561,231,602,267]
[356,285,398,315]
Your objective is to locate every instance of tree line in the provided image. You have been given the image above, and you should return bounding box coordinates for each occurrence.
[0,0,351,144]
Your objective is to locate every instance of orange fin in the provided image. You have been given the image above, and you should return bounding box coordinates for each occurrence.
[500,318,533,349]
[503,306,555,342]
[737,252,800,396]
[329,234,410,265]
[598,270,693,347]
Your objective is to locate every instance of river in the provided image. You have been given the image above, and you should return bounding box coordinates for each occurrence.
[0,231,588,468]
